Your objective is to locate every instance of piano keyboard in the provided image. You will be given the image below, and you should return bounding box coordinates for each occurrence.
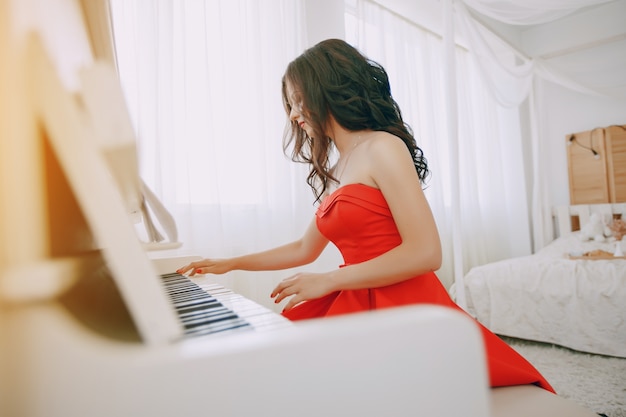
[160,273,292,339]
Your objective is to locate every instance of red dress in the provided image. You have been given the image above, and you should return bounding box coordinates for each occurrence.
[283,183,554,392]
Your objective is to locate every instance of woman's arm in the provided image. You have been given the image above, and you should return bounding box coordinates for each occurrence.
[177,218,329,276]
[272,134,442,309]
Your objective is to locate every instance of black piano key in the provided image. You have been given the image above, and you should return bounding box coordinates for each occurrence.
[182,313,239,329]
[183,317,250,336]
[159,272,251,337]
[178,307,233,322]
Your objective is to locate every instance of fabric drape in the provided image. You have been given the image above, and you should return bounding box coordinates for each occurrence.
[109,0,344,312]
[454,0,618,256]
[110,0,615,310]
[461,0,614,26]
[346,0,533,293]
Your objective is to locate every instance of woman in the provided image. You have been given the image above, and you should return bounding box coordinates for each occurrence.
[178,39,553,392]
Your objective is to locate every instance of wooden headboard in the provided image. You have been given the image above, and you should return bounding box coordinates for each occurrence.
[552,203,626,237]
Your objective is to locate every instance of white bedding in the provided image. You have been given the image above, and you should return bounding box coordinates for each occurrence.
[464,233,626,358]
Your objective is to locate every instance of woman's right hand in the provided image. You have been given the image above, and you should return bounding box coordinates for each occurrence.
[176,258,234,276]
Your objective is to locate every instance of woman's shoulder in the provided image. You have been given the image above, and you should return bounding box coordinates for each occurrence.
[365,132,419,188]
[365,132,410,160]
[363,131,403,146]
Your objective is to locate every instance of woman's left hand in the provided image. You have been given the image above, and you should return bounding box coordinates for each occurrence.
[271,272,334,311]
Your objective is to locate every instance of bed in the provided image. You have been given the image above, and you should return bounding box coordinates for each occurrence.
[462,203,626,358]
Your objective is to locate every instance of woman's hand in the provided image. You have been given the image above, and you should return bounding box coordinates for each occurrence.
[271,272,335,311]
[176,259,233,276]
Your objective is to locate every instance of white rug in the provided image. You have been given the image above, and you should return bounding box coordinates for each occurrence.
[503,336,626,417]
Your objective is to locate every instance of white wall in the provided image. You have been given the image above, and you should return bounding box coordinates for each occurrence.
[541,81,626,206]
[516,0,626,207]
[361,0,626,210]
[305,0,345,45]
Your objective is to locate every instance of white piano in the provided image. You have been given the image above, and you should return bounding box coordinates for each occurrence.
[0,1,597,416]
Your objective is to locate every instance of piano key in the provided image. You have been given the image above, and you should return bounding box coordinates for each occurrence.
[159,272,292,339]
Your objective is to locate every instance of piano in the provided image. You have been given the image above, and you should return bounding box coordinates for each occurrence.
[160,272,289,338]
[0,1,494,416]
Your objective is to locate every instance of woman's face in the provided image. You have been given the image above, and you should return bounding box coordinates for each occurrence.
[285,80,312,138]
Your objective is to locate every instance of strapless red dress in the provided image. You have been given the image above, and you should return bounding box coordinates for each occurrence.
[283,183,554,392]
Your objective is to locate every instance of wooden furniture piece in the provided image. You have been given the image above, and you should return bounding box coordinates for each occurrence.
[567,125,626,204]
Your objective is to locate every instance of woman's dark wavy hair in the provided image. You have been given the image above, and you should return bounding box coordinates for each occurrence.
[281,38,429,203]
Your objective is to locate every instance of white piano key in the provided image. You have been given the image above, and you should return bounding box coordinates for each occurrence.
[160,272,292,339]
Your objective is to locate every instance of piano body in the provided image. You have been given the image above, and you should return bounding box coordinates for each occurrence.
[0,1,495,416]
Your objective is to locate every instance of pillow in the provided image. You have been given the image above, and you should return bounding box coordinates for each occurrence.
[538,231,623,258]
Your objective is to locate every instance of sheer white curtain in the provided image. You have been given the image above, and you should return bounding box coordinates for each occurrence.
[455,0,617,251]
[345,0,532,290]
[462,0,614,25]
[109,0,341,311]
[108,0,549,305]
